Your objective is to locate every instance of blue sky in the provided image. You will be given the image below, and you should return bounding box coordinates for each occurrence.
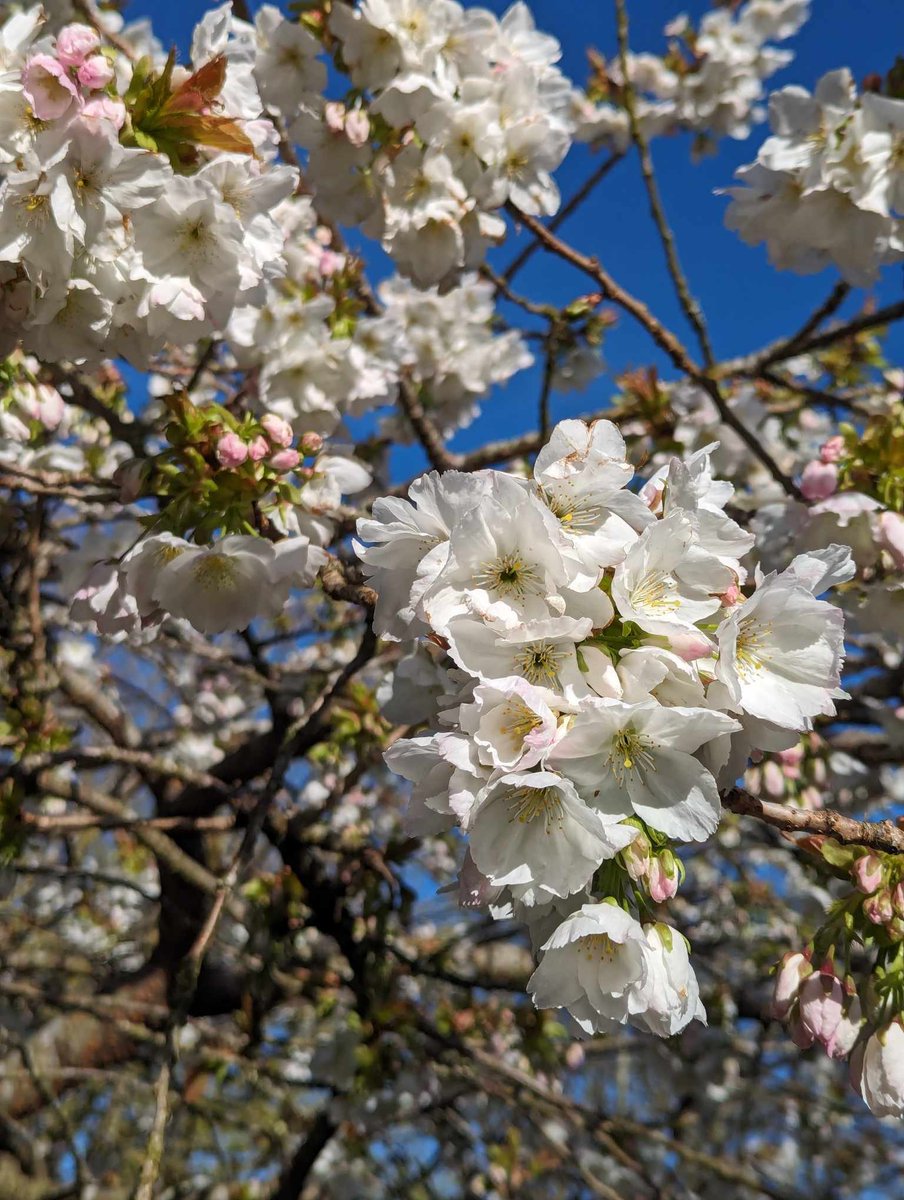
[122,0,904,478]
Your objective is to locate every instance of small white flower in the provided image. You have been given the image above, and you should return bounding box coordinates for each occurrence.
[549,698,739,841]
[469,770,635,899]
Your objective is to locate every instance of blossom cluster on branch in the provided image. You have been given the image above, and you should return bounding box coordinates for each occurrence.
[574,0,810,154]
[725,68,904,285]
[359,418,854,1036]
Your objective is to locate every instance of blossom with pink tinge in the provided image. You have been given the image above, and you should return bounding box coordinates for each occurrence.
[852,852,884,895]
[80,97,127,129]
[800,459,838,501]
[247,436,270,462]
[55,24,100,68]
[648,850,680,903]
[565,1043,586,1070]
[319,250,344,277]
[820,436,845,464]
[78,56,115,91]
[324,101,346,134]
[771,950,811,1020]
[863,889,894,925]
[299,432,324,456]
[797,964,845,1050]
[876,511,904,570]
[22,54,80,120]
[827,984,862,1060]
[216,433,249,468]
[270,448,301,472]
[763,760,786,797]
[622,830,651,882]
[667,630,714,661]
[261,414,293,447]
[799,786,824,809]
[778,744,804,775]
[345,108,371,147]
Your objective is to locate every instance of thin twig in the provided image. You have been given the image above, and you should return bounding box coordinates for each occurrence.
[721,297,904,376]
[134,1060,171,1200]
[507,203,802,498]
[500,153,624,283]
[777,280,851,359]
[615,0,714,366]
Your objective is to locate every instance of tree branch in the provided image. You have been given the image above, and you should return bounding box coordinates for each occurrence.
[723,788,904,854]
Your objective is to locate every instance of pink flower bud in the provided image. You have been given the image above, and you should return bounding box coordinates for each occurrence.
[79,96,126,129]
[893,881,904,918]
[820,436,845,464]
[247,435,269,462]
[864,889,894,925]
[778,744,804,770]
[22,54,80,120]
[648,851,679,903]
[771,950,812,1020]
[641,481,664,513]
[299,432,324,456]
[318,249,344,278]
[719,583,741,607]
[55,23,100,68]
[827,987,862,1060]
[763,759,786,797]
[344,108,370,147]
[35,383,65,429]
[77,54,114,90]
[216,432,248,468]
[666,630,713,662]
[876,511,904,571]
[565,1043,585,1070]
[269,448,301,472]
[622,833,651,882]
[799,786,824,810]
[800,459,838,501]
[798,967,844,1049]
[261,414,293,447]
[324,100,346,134]
[852,852,884,895]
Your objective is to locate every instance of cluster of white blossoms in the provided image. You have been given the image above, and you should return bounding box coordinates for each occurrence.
[357,418,854,1036]
[574,0,810,154]
[0,6,305,366]
[229,193,531,440]
[71,529,328,639]
[724,68,904,285]
[299,0,579,287]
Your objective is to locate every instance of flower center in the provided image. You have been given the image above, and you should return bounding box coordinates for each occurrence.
[507,785,564,832]
[499,698,543,743]
[608,727,655,786]
[580,933,619,961]
[629,569,680,615]
[735,619,773,680]
[474,552,541,599]
[514,641,564,688]
[541,486,605,534]
[154,543,187,568]
[193,553,240,592]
